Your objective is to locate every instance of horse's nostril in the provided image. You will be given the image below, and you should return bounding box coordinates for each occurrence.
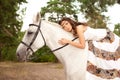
[16,52,21,61]
[16,52,19,57]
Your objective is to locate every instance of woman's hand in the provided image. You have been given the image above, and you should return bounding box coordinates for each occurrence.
[58,38,70,45]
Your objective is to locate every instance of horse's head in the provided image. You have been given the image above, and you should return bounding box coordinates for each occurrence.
[16,12,46,62]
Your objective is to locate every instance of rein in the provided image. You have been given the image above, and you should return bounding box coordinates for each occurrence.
[21,20,46,54]
[51,37,78,52]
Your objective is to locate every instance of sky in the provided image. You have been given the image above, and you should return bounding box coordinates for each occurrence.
[20,0,120,31]
[104,4,120,30]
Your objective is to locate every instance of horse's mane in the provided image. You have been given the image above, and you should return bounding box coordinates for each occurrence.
[44,20,61,28]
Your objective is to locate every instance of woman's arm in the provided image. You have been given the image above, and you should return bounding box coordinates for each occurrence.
[58,25,86,49]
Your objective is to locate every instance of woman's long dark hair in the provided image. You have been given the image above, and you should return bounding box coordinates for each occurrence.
[58,17,88,35]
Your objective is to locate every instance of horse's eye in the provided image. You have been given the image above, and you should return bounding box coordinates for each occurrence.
[27,31,33,35]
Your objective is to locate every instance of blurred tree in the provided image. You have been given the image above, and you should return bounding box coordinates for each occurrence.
[0,0,27,61]
[114,23,120,37]
[41,0,119,29]
[118,0,120,4]
[41,0,78,22]
[77,0,117,28]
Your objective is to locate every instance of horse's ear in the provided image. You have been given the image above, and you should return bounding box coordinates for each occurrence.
[32,12,41,24]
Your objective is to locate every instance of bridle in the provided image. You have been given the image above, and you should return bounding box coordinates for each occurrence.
[21,20,78,59]
[21,20,46,55]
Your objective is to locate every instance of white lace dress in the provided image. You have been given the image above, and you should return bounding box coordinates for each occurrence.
[84,27,120,80]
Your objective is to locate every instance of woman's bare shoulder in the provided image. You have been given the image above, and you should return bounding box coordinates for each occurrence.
[76,25,85,32]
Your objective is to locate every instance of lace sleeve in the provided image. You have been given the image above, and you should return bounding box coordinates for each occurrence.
[100,28,115,43]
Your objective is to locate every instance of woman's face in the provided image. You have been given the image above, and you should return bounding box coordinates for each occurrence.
[60,20,72,32]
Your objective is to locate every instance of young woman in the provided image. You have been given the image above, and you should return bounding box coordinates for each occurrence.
[58,17,89,49]
[58,17,120,80]
[58,17,114,47]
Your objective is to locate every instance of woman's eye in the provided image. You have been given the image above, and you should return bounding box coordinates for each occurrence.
[65,23,68,25]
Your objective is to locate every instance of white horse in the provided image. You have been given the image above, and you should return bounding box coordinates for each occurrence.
[16,12,120,80]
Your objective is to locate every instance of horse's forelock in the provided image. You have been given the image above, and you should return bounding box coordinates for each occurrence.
[32,12,41,24]
[36,12,41,22]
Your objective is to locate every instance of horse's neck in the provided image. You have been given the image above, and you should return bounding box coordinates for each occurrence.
[41,21,79,63]
[41,21,74,48]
